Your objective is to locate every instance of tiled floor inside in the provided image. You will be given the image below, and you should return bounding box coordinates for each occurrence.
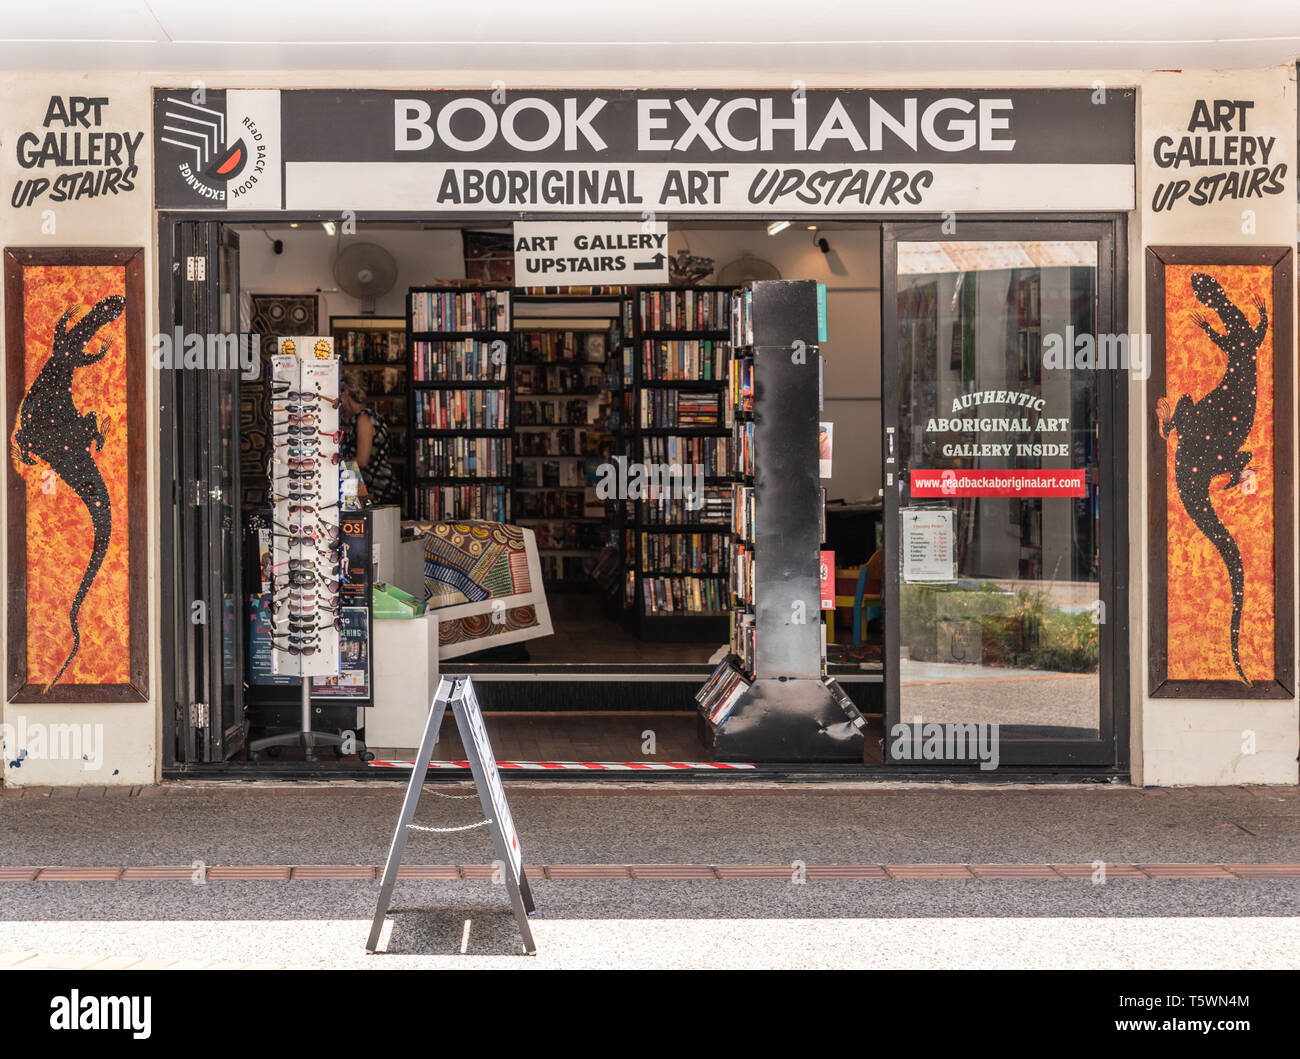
[372,710,708,761]
[519,593,721,665]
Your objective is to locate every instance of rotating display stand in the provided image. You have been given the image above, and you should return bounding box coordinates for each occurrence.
[249,336,366,762]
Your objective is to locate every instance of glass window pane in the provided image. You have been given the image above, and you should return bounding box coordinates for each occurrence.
[896,240,1101,739]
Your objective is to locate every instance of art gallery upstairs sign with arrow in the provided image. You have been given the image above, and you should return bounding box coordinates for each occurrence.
[513,221,668,285]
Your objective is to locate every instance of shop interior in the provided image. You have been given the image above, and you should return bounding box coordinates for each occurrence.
[228,219,887,764]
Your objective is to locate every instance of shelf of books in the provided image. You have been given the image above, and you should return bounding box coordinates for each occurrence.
[631,286,734,642]
[331,317,409,477]
[512,302,623,590]
[406,286,513,521]
[694,280,863,762]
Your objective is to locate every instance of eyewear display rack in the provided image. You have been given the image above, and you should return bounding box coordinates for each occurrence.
[249,336,354,762]
[406,286,514,522]
[695,280,863,762]
[629,285,734,642]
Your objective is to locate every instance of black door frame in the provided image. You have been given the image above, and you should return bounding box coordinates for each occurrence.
[159,218,245,766]
[158,207,1129,777]
[880,216,1130,769]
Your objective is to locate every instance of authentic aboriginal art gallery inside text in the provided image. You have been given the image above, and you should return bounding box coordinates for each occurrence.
[1,67,1298,788]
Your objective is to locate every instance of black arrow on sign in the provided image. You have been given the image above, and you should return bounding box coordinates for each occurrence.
[633,253,665,271]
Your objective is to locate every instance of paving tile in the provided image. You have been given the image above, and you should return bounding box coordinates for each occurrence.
[1052,863,1149,879]
[1225,863,1300,878]
[120,866,202,881]
[715,864,798,879]
[138,785,170,798]
[0,867,40,882]
[629,864,718,879]
[20,951,104,969]
[884,864,976,879]
[82,955,149,970]
[205,865,291,881]
[36,867,122,881]
[49,787,78,799]
[104,786,133,799]
[291,865,375,880]
[391,865,459,880]
[76,787,106,799]
[545,865,632,879]
[806,865,891,879]
[969,864,1062,879]
[1139,863,1236,879]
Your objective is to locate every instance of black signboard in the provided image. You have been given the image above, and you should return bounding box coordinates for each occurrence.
[154,87,1135,214]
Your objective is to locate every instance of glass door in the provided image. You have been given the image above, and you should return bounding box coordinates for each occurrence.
[881,221,1127,769]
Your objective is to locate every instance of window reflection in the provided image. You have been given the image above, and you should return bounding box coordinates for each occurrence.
[896,241,1101,737]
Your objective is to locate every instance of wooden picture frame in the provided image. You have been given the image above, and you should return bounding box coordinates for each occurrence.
[1146,245,1294,698]
[5,247,149,702]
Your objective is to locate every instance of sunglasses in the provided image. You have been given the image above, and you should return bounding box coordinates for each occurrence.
[279,617,343,633]
[274,520,341,538]
[273,573,342,593]
[271,558,337,572]
[270,640,320,656]
[274,412,318,426]
[273,599,341,615]
[276,539,342,556]
[272,425,317,437]
[272,454,342,470]
[283,501,340,515]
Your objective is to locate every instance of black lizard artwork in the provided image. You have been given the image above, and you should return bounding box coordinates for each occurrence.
[1156,272,1266,686]
[12,294,124,691]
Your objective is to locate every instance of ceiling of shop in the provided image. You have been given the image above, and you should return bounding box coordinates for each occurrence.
[2,1,1298,72]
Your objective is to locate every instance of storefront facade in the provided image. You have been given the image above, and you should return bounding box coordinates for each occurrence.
[1,65,1296,787]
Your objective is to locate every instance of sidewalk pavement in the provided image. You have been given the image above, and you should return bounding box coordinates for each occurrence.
[2,780,1299,968]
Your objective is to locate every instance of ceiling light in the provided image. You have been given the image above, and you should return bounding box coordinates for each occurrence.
[289,223,299,229]
[766,220,791,236]
[807,225,819,231]
[322,221,337,236]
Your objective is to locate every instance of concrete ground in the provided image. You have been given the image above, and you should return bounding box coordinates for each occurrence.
[2,780,1299,968]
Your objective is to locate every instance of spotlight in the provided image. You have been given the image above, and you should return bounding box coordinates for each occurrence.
[322,221,337,236]
[766,220,791,236]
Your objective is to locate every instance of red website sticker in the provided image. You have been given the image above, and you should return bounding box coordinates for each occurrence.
[911,469,1086,497]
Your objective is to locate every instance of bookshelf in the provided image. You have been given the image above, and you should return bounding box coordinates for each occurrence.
[406,286,513,521]
[331,316,408,498]
[694,280,863,762]
[630,285,734,642]
[511,296,624,591]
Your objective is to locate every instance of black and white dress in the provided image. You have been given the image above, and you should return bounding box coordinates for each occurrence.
[342,407,401,505]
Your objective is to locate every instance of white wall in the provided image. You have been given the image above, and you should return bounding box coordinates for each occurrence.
[0,72,157,786]
[1,66,1295,787]
[1133,67,1298,786]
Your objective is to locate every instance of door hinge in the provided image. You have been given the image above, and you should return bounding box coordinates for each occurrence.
[190,703,209,728]
[186,256,206,281]
[191,481,222,505]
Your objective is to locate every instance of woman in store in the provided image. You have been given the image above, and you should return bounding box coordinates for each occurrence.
[339,367,402,506]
